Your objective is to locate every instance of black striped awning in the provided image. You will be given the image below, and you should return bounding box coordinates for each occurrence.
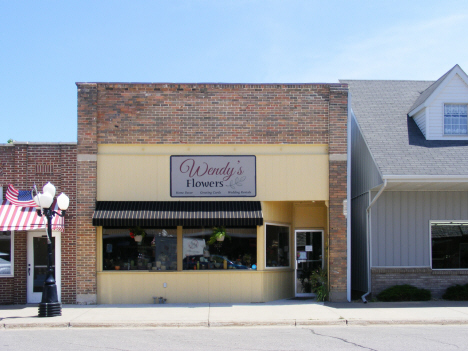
[92,201,263,227]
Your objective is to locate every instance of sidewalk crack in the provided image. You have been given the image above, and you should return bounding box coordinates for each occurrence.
[310,329,378,351]
[208,303,211,327]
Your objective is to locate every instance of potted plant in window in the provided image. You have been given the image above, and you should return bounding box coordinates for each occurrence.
[129,226,146,244]
[207,226,230,245]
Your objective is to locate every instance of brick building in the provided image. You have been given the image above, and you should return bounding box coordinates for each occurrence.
[76,82,349,304]
[0,143,76,304]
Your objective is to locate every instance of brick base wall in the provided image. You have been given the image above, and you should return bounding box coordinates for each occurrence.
[0,278,14,304]
[372,267,468,298]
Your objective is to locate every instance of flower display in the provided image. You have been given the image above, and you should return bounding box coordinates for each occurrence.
[129,226,146,239]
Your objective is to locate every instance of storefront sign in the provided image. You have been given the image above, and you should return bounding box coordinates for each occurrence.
[183,238,206,256]
[170,155,256,197]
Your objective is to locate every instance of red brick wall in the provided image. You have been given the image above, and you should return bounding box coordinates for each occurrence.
[76,84,98,304]
[88,83,341,145]
[328,85,348,301]
[13,231,27,304]
[76,82,349,302]
[0,143,77,304]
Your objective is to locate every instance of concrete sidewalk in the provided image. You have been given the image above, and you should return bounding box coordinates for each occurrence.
[1,299,468,329]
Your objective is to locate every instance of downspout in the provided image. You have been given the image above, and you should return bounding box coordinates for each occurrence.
[362,179,387,303]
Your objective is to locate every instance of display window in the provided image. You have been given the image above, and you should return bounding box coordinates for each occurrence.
[0,231,13,276]
[182,227,257,270]
[102,228,177,271]
[431,222,468,269]
[265,224,290,268]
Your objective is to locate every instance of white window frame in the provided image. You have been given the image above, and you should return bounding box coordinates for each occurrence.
[430,220,468,270]
[0,230,14,277]
[443,104,468,135]
[264,222,291,270]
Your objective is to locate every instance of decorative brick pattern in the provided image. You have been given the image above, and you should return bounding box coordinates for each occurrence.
[0,143,76,304]
[372,267,468,298]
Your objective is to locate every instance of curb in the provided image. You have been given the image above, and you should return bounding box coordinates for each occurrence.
[209,320,296,327]
[70,321,209,328]
[346,319,468,326]
[3,322,70,329]
[3,319,468,329]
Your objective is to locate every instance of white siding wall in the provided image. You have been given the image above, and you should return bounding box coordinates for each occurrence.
[412,109,426,137]
[427,74,468,140]
[371,191,468,267]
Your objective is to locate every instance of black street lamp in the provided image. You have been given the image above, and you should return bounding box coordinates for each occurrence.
[33,182,69,317]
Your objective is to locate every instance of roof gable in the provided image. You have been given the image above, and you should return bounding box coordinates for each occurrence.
[342,78,468,177]
[408,64,468,116]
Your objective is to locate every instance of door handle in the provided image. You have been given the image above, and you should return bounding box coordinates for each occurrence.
[28,267,30,276]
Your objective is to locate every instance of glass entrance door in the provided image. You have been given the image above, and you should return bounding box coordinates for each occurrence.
[27,231,61,303]
[295,230,323,297]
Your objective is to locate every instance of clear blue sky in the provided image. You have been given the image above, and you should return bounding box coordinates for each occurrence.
[2,0,468,143]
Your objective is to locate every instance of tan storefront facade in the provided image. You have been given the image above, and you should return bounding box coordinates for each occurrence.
[95,144,329,303]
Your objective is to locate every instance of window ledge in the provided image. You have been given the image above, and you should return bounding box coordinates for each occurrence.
[431,269,468,275]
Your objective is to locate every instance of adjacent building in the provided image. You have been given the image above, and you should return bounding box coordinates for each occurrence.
[345,65,468,298]
[0,143,76,304]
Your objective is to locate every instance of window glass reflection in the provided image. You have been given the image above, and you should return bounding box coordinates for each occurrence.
[103,228,177,271]
[432,224,468,269]
[182,227,257,270]
[0,231,12,275]
[265,224,290,267]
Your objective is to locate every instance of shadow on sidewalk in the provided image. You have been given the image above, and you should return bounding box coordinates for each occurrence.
[0,304,38,310]
[325,300,468,309]
[56,298,325,309]
[0,304,39,320]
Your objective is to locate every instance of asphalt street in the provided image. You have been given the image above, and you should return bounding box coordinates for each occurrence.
[2,325,468,351]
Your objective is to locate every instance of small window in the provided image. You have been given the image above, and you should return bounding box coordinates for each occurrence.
[265,224,290,268]
[182,227,257,270]
[103,228,177,271]
[444,104,468,135]
[0,231,13,276]
[431,223,468,269]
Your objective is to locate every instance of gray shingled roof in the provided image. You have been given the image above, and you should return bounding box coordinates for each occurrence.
[341,79,468,176]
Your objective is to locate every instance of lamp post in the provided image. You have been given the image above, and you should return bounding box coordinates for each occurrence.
[33,182,69,317]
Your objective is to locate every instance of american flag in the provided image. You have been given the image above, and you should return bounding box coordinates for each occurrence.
[5,184,37,207]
